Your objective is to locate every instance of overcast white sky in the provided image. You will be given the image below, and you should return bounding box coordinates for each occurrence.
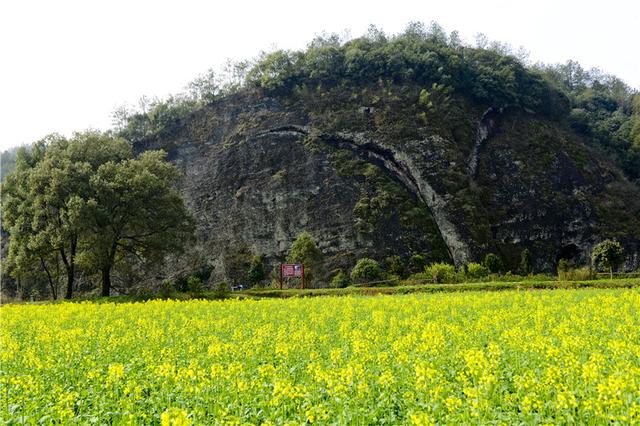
[1,0,638,151]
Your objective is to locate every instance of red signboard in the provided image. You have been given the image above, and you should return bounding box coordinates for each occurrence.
[281,263,304,277]
[280,263,305,289]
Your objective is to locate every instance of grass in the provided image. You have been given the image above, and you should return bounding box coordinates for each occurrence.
[5,278,640,306]
[235,278,640,299]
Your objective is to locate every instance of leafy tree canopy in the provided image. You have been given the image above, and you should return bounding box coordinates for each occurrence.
[287,231,324,285]
[2,132,131,298]
[1,131,194,298]
[591,240,625,278]
[483,253,505,274]
[350,258,384,284]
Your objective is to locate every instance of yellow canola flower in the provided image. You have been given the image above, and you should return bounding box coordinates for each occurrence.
[377,369,395,387]
[2,288,640,424]
[161,408,192,426]
[409,412,436,426]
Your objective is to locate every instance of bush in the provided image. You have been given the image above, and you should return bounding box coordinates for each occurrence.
[557,259,570,279]
[483,253,504,274]
[559,266,597,281]
[384,256,406,278]
[186,276,204,294]
[159,280,176,299]
[424,262,457,284]
[408,254,427,274]
[350,258,384,284]
[569,267,597,280]
[213,282,230,298]
[330,270,350,288]
[466,262,489,280]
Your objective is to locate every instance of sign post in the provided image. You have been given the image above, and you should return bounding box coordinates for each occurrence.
[280,263,305,289]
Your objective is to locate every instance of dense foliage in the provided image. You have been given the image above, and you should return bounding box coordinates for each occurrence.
[1,132,194,299]
[3,289,639,423]
[466,262,490,280]
[591,239,625,278]
[287,232,324,286]
[538,61,640,182]
[349,258,384,284]
[424,262,457,283]
[245,23,565,116]
[329,270,350,288]
[100,22,640,187]
[483,253,505,274]
[383,255,407,278]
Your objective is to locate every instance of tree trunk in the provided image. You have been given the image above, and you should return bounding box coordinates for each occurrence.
[101,267,111,297]
[40,256,58,300]
[610,266,613,279]
[101,241,118,297]
[65,266,74,299]
[60,240,77,300]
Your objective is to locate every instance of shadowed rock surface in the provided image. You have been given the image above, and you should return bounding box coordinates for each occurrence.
[135,88,640,281]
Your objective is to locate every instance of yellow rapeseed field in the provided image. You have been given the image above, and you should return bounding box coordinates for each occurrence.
[1,289,639,425]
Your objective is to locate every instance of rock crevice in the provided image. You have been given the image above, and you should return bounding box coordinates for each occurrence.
[250,125,472,266]
[468,107,503,177]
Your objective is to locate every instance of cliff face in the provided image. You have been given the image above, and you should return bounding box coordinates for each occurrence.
[138,87,640,281]
[145,95,451,282]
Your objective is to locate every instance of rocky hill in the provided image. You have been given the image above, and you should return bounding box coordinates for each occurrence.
[122,25,640,281]
[4,24,639,287]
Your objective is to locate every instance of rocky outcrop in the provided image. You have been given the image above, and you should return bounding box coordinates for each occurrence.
[139,91,640,279]
[249,126,472,266]
[468,107,503,177]
[165,113,451,282]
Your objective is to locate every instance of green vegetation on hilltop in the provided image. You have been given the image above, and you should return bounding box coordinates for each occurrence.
[2,22,638,184]
[246,23,564,116]
[539,61,640,182]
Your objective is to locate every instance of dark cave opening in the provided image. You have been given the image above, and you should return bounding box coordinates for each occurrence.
[556,243,581,265]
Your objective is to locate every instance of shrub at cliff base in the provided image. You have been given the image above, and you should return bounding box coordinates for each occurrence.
[350,258,384,284]
[466,262,490,280]
[424,262,457,283]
